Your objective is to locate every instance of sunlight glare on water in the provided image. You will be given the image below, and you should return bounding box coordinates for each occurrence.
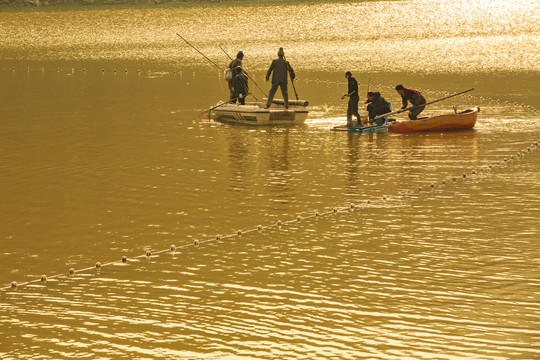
[0,0,539,359]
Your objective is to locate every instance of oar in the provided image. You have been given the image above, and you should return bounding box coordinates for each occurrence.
[218,45,268,97]
[283,55,299,100]
[177,33,224,72]
[373,88,475,120]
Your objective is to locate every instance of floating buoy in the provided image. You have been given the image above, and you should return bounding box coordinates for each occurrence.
[122,256,127,263]
[430,183,435,188]
[315,211,320,217]
[333,207,338,213]
[472,170,476,174]
[257,225,262,231]
[350,203,355,210]
[96,262,101,269]
[69,268,75,275]
[216,234,222,240]
[277,220,283,226]
[237,230,242,236]
[453,177,457,181]
[41,275,47,282]
[146,250,151,257]
[442,180,446,184]
[504,158,508,162]
[296,215,302,222]
[194,239,199,246]
[367,200,371,204]
[170,244,176,251]
[488,164,493,168]
[463,173,467,178]
[398,192,402,196]
[383,195,387,200]
[418,187,422,191]
[11,281,17,289]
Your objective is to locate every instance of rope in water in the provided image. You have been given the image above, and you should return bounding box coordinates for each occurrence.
[1,66,539,290]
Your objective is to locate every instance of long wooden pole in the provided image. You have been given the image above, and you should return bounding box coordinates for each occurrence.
[218,45,268,97]
[283,55,299,100]
[374,88,475,120]
[176,33,223,72]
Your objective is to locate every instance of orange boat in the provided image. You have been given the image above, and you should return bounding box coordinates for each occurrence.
[389,107,479,133]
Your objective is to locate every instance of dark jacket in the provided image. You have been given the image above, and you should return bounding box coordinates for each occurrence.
[228,58,243,78]
[347,76,359,98]
[366,92,391,119]
[233,72,249,97]
[400,87,423,108]
[266,57,295,84]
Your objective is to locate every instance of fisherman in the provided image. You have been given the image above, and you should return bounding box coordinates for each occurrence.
[395,84,426,120]
[228,51,244,103]
[265,47,295,109]
[341,71,360,127]
[234,71,249,105]
[366,91,391,125]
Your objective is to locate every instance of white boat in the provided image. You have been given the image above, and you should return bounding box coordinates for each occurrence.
[211,99,309,125]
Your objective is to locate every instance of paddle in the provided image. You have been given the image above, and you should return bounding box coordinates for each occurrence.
[218,45,268,98]
[373,88,475,120]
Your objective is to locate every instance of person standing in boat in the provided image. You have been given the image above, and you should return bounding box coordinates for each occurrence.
[395,84,426,120]
[265,47,295,109]
[228,51,244,103]
[341,71,361,127]
[366,91,391,125]
[233,71,249,105]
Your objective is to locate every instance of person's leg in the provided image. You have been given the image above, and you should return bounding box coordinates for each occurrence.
[352,97,361,125]
[409,94,425,119]
[266,82,279,108]
[280,83,289,108]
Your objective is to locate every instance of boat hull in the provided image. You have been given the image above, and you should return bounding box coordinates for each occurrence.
[388,107,479,133]
[212,101,308,125]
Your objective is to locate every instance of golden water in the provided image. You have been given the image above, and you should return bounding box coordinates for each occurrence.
[1,0,539,358]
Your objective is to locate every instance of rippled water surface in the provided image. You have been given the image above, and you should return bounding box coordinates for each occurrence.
[1,0,539,359]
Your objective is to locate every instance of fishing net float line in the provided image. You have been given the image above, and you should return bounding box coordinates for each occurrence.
[4,135,538,291]
[1,66,539,290]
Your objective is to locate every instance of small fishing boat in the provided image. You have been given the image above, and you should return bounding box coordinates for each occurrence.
[389,107,479,133]
[211,99,309,125]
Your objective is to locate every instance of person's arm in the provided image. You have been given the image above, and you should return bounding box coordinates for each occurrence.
[287,62,295,80]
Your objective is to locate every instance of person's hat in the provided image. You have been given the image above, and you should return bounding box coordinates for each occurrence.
[367,91,375,97]
[395,84,405,91]
[278,47,285,56]
[345,71,352,77]
[237,51,244,58]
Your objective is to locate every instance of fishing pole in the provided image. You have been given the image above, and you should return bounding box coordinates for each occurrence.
[176,34,224,72]
[374,88,475,120]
